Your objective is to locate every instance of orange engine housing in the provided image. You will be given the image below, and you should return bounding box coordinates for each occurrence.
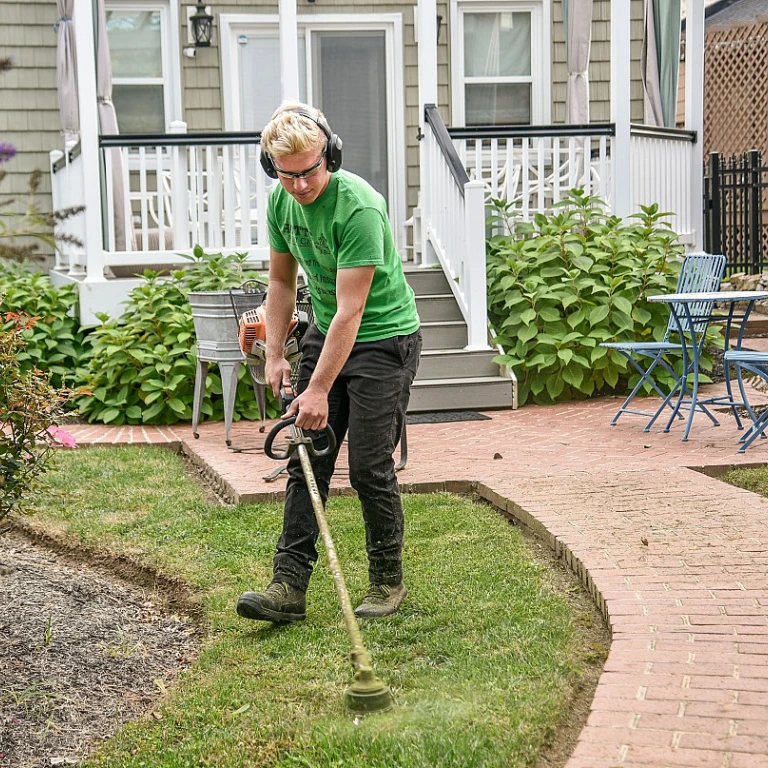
[238,306,299,357]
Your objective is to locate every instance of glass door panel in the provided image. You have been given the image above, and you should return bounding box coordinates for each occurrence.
[310,31,389,206]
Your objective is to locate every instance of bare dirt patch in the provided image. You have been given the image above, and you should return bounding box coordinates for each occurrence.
[0,529,200,768]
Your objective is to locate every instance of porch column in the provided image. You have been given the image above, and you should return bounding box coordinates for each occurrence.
[610,0,632,219]
[279,0,300,101]
[417,0,438,266]
[685,0,705,251]
[74,0,104,282]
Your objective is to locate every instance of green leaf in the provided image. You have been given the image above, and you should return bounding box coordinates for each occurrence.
[519,308,537,326]
[100,408,121,424]
[588,305,610,326]
[518,324,538,343]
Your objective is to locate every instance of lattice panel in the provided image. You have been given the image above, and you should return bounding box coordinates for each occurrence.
[705,20,768,158]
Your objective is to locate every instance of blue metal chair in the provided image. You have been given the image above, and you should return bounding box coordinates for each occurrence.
[601,253,726,426]
[722,350,768,452]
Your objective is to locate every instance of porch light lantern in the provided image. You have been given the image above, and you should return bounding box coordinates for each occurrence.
[190,3,214,47]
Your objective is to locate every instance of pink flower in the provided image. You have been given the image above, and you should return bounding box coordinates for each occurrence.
[46,425,77,448]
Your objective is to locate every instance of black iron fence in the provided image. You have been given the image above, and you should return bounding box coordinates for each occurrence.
[704,149,768,274]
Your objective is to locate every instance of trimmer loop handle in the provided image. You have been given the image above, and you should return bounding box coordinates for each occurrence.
[264,416,337,460]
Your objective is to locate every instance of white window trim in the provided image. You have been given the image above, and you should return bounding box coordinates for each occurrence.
[106,0,182,130]
[219,13,407,251]
[449,0,551,127]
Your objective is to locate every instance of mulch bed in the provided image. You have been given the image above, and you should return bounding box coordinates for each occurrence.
[0,529,200,768]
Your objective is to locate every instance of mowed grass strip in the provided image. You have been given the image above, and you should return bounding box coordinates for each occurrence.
[27,446,589,768]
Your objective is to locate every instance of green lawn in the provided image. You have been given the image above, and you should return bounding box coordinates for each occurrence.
[24,446,602,768]
[721,465,768,498]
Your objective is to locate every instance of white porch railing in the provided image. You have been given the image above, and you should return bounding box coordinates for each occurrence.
[630,124,697,245]
[51,123,273,280]
[420,105,488,349]
[450,123,615,216]
[50,141,87,276]
[100,123,273,275]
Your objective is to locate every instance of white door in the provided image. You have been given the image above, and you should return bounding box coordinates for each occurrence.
[223,16,405,244]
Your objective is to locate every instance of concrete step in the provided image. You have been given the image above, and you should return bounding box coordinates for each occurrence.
[420,320,468,350]
[409,375,515,412]
[415,293,464,322]
[416,348,500,380]
[404,265,451,295]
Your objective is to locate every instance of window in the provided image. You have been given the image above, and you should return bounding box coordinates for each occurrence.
[106,2,174,133]
[451,1,549,126]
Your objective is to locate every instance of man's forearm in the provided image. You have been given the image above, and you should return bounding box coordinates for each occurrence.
[307,309,362,394]
[265,276,297,360]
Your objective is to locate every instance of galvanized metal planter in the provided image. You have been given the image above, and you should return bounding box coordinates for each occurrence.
[188,290,264,445]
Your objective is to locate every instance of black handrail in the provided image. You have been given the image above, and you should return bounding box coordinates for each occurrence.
[448,123,616,140]
[629,123,697,143]
[99,131,262,149]
[424,104,470,192]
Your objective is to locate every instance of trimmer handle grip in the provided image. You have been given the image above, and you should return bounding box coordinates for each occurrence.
[264,416,337,460]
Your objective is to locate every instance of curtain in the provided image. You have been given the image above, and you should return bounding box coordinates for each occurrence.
[97,0,130,250]
[642,0,682,127]
[56,0,79,143]
[563,0,593,126]
[463,12,532,125]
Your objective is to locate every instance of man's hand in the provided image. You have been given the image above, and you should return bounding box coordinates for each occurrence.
[265,356,292,398]
[286,384,329,430]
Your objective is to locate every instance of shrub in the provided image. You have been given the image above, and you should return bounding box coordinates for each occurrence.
[0,312,76,521]
[74,249,277,425]
[0,262,88,388]
[487,190,722,406]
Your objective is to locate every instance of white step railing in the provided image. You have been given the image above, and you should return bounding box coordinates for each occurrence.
[450,124,615,218]
[630,124,697,245]
[420,105,488,349]
[50,141,87,276]
[98,122,273,274]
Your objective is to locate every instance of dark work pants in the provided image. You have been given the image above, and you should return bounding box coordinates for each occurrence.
[273,325,422,592]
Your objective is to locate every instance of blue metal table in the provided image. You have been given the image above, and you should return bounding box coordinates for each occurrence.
[646,290,768,441]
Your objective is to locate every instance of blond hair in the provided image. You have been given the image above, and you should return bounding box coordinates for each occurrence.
[261,101,327,159]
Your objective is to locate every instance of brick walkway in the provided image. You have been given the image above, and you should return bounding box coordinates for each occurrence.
[66,384,768,768]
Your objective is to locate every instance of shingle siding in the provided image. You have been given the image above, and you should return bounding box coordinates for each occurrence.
[1,1,61,208]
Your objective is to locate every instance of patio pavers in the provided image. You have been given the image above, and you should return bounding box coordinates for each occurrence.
[65,385,768,768]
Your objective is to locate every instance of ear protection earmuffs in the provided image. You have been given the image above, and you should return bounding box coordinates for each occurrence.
[260,108,343,179]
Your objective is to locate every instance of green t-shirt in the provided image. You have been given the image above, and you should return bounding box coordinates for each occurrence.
[267,170,420,342]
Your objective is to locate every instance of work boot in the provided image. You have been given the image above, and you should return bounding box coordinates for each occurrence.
[236,581,306,623]
[354,583,407,618]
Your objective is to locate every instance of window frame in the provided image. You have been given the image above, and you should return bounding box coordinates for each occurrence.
[449,0,551,127]
[105,0,182,133]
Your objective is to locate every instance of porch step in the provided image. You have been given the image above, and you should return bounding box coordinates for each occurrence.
[420,320,468,350]
[403,265,451,295]
[415,293,464,322]
[416,348,500,380]
[409,375,515,412]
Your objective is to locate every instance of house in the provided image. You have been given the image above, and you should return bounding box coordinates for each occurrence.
[1,0,710,411]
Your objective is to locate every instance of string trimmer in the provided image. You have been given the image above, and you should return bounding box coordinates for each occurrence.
[264,386,394,715]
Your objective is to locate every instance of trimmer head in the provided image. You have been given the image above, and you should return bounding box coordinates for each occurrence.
[343,668,394,714]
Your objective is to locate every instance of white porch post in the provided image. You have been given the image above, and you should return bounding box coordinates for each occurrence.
[610,0,632,219]
[279,0,300,101]
[464,179,489,349]
[74,0,104,282]
[685,0,705,251]
[418,0,438,266]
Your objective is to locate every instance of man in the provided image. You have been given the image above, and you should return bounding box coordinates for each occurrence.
[236,102,421,623]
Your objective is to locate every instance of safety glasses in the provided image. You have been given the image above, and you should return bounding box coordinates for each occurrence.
[274,150,326,180]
